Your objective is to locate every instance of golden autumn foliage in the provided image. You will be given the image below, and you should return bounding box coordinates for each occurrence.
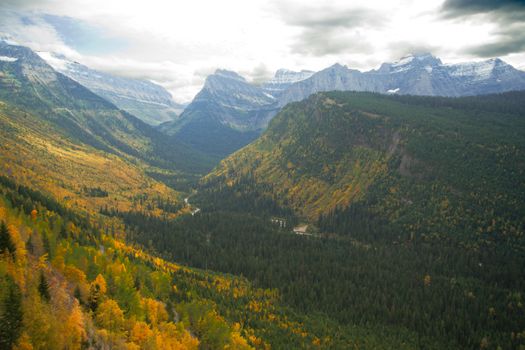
[0,195,260,350]
[130,321,153,346]
[0,103,183,217]
[93,274,108,296]
[96,299,125,334]
[207,133,389,219]
[143,298,169,327]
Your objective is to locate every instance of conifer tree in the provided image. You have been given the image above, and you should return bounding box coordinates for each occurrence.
[0,279,23,349]
[0,221,15,255]
[74,286,83,305]
[59,225,68,240]
[38,271,51,302]
[26,234,34,254]
[42,232,52,259]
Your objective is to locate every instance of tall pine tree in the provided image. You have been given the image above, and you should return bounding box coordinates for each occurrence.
[0,221,15,255]
[38,271,51,302]
[0,279,23,349]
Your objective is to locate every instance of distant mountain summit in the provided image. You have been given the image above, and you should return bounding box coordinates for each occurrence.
[261,69,315,97]
[279,53,525,105]
[161,53,525,159]
[196,69,277,118]
[37,52,185,125]
[159,69,279,158]
[376,52,443,73]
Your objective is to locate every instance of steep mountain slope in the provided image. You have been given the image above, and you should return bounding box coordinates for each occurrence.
[160,70,279,158]
[39,52,185,126]
[0,41,213,175]
[1,176,388,350]
[203,91,525,241]
[0,100,181,213]
[145,91,525,349]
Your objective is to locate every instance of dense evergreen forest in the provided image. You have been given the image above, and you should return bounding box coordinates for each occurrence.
[112,91,525,349]
[1,175,434,349]
[112,207,524,349]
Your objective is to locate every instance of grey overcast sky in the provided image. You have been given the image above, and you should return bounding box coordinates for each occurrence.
[1,0,524,102]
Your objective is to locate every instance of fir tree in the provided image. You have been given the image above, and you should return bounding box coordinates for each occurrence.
[42,232,52,259]
[88,284,101,312]
[59,224,69,240]
[0,221,15,255]
[26,234,34,254]
[38,271,51,302]
[74,286,83,305]
[0,279,23,349]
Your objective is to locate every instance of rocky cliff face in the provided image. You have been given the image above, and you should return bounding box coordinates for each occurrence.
[194,69,277,124]
[278,53,525,106]
[158,70,279,158]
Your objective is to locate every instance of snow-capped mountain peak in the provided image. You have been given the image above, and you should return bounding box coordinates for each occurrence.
[447,58,512,81]
[377,53,442,74]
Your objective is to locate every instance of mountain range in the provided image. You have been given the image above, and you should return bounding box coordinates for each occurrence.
[163,53,525,158]
[0,41,212,213]
[38,52,185,126]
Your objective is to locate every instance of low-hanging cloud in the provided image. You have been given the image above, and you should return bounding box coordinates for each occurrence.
[1,0,524,102]
[387,41,441,61]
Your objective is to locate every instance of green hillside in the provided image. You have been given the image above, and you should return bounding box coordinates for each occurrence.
[203,91,525,244]
[137,91,525,349]
[0,42,214,176]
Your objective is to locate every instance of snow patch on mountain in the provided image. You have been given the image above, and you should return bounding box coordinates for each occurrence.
[267,69,315,85]
[262,69,315,97]
[446,59,498,80]
[0,55,17,62]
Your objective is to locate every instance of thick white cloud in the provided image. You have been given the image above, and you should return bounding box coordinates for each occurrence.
[0,0,524,102]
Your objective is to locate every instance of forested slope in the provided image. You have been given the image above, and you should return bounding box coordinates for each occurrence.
[0,175,432,349]
[203,91,525,245]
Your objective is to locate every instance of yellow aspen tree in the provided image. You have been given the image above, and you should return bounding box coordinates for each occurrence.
[96,299,125,334]
[63,300,87,350]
